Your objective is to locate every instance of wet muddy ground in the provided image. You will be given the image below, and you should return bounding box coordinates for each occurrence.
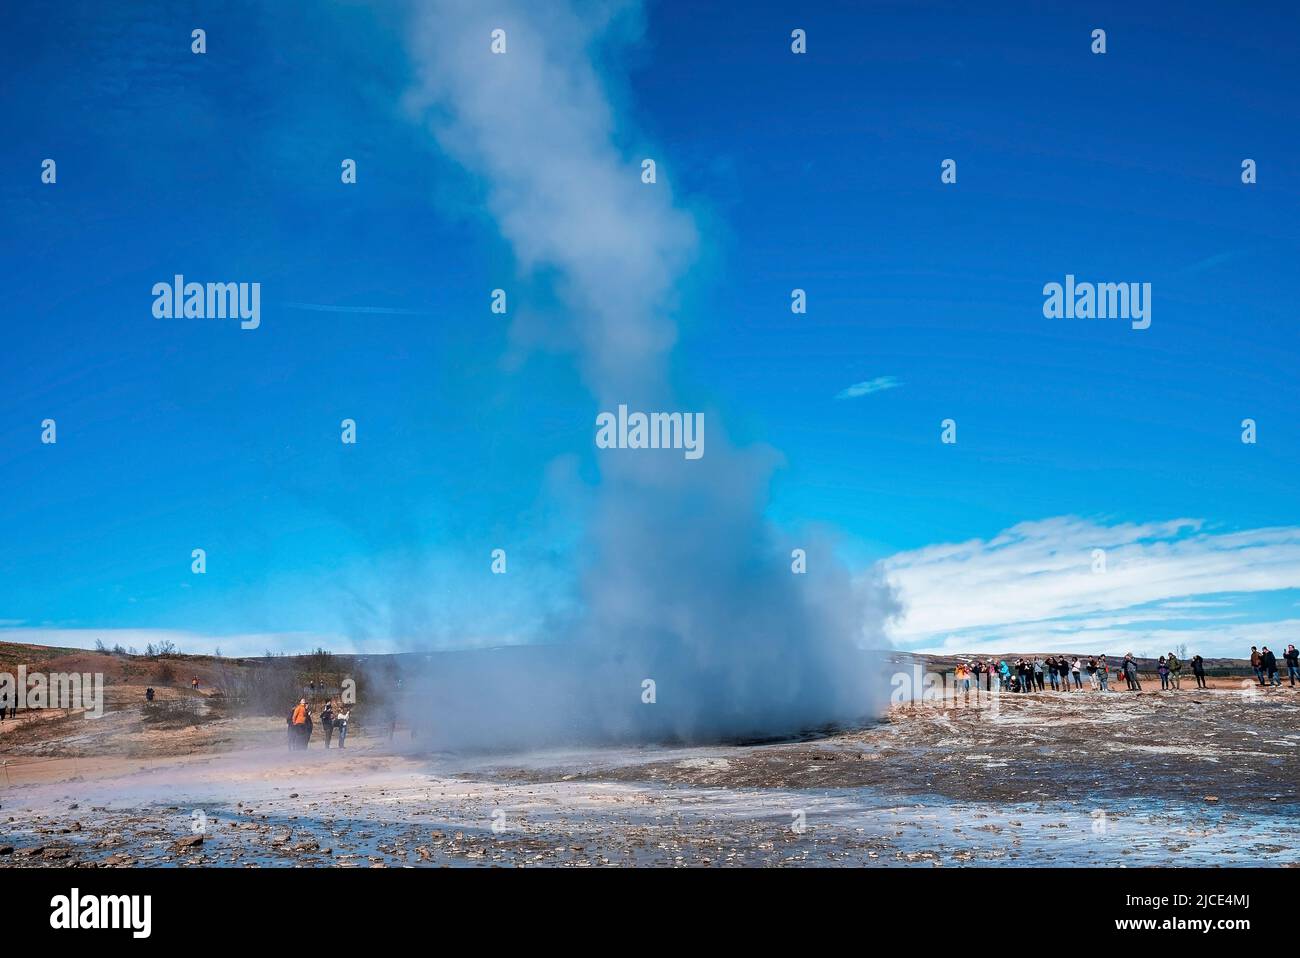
[2,683,1298,867]
[515,683,1300,809]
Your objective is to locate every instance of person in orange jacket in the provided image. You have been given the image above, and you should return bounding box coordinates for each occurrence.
[290,698,310,750]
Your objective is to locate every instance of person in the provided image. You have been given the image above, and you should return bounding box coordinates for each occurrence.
[1047,656,1060,691]
[1124,653,1141,691]
[1033,657,1045,691]
[1261,646,1280,687]
[291,698,309,750]
[970,660,982,693]
[1191,654,1207,689]
[145,686,155,702]
[1157,656,1170,690]
[191,676,200,691]
[1167,651,1182,690]
[335,706,350,748]
[1086,657,1098,690]
[321,701,336,748]
[1097,655,1109,692]
[1250,646,1264,685]
[998,659,1010,691]
[286,706,297,751]
[1070,657,1083,690]
[1285,645,1300,687]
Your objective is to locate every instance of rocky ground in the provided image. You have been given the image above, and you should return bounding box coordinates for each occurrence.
[2,677,1297,867]
[515,678,1300,808]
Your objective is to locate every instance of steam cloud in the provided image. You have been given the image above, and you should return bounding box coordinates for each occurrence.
[403,0,897,748]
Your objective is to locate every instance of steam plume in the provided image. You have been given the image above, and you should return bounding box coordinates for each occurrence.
[404,0,897,747]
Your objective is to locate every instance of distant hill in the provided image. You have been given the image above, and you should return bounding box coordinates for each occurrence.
[893,650,1255,677]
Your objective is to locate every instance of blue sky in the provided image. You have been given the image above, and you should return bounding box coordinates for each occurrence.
[1,0,1297,658]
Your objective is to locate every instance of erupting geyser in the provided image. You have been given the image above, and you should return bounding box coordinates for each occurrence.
[400,0,897,749]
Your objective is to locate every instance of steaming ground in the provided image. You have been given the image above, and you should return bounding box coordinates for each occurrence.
[4,679,1298,867]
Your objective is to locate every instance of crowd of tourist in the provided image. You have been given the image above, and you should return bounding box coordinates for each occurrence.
[951,645,1300,694]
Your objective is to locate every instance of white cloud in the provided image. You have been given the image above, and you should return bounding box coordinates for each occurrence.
[881,517,1300,657]
[836,376,901,400]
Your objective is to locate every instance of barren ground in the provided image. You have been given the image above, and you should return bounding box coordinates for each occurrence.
[2,676,1297,867]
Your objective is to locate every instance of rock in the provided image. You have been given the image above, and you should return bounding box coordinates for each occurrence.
[0,846,13,855]
[175,834,204,849]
